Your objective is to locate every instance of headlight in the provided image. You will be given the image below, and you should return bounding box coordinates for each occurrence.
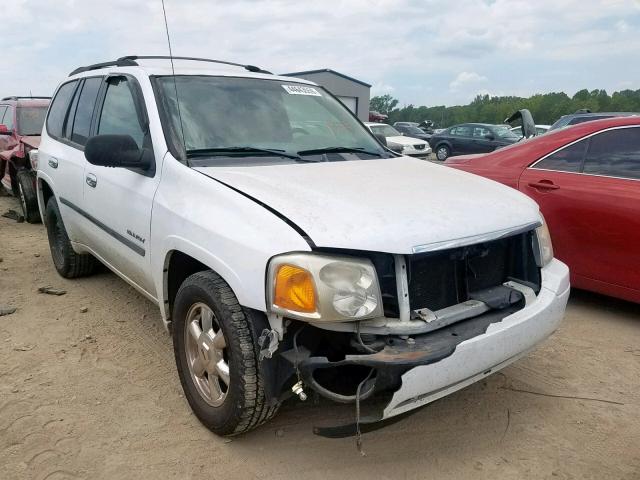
[535,215,554,267]
[267,253,383,322]
[29,149,39,169]
[387,142,403,153]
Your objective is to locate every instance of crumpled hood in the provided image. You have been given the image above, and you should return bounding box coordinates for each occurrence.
[20,135,41,149]
[194,157,540,254]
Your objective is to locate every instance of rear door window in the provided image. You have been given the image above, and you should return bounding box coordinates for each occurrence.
[47,81,79,139]
[70,77,103,146]
[583,127,640,180]
[534,139,588,172]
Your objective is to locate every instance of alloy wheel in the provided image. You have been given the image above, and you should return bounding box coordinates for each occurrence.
[184,302,230,407]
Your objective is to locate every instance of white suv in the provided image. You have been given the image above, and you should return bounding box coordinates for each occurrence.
[37,56,570,437]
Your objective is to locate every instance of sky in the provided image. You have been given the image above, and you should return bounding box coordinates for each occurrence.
[2,0,640,107]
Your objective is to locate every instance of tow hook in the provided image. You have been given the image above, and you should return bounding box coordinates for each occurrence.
[292,381,307,401]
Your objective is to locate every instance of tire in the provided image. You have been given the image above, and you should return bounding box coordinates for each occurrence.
[435,144,451,161]
[17,170,41,223]
[44,197,96,278]
[173,271,278,436]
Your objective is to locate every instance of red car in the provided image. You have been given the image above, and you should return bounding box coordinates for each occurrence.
[0,96,50,222]
[446,116,640,304]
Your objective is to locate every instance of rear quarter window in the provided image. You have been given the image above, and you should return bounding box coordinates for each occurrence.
[47,80,79,139]
[534,139,588,172]
[583,127,640,180]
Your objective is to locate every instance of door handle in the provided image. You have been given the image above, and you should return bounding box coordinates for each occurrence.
[48,157,59,169]
[528,180,559,191]
[85,173,97,188]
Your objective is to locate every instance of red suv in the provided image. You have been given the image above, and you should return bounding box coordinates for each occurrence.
[0,96,50,222]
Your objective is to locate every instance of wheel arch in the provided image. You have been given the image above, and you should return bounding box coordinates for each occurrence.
[158,240,255,334]
[37,174,55,219]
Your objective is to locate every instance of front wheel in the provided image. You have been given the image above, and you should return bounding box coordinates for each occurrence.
[173,271,278,436]
[435,144,451,161]
[17,170,41,223]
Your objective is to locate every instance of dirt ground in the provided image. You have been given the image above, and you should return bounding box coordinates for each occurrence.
[1,194,639,480]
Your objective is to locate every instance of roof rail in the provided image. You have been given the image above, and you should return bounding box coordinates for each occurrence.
[118,56,271,74]
[68,56,271,77]
[69,58,139,76]
[1,96,51,101]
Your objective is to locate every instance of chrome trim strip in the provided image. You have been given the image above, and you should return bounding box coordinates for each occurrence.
[411,221,540,254]
[59,197,145,257]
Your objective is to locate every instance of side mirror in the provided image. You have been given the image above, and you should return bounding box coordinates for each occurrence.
[0,124,11,135]
[485,133,495,141]
[85,135,152,170]
[374,133,387,147]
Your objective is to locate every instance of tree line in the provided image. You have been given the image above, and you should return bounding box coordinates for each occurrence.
[370,89,640,127]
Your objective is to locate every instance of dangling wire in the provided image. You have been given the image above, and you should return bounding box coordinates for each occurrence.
[355,367,375,456]
[292,325,306,383]
[356,321,378,354]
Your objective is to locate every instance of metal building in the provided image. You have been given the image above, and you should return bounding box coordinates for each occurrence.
[283,69,371,122]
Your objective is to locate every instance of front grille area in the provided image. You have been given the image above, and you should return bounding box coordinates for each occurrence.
[407,231,540,312]
[414,144,426,150]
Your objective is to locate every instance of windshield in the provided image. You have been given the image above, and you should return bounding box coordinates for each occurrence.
[403,126,426,135]
[155,76,385,161]
[17,107,47,135]
[493,125,520,139]
[369,124,401,137]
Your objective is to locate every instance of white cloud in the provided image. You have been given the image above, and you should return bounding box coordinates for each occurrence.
[449,72,488,91]
[0,0,639,107]
[371,82,396,95]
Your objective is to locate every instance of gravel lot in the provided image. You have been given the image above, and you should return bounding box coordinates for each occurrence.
[1,194,639,480]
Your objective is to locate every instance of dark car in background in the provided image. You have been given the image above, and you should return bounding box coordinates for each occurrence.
[549,111,638,131]
[393,123,432,142]
[0,96,50,222]
[429,123,520,161]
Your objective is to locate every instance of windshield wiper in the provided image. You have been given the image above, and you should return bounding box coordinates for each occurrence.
[297,146,383,157]
[186,146,302,160]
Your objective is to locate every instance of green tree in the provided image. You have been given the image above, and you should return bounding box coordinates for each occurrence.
[383,88,638,128]
[369,94,399,115]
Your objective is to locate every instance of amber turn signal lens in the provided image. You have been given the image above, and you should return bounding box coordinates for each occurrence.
[274,264,316,313]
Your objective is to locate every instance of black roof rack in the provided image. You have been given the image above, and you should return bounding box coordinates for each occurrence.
[69,58,139,76]
[69,55,271,77]
[1,96,51,101]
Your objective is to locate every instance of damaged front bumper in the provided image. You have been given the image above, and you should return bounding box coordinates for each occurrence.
[294,259,570,434]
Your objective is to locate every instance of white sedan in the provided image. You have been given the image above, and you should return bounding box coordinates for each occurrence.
[366,122,432,159]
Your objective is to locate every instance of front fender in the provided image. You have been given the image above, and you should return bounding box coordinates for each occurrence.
[155,237,247,328]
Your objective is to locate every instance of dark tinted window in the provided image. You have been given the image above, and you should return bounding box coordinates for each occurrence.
[98,78,145,148]
[17,107,47,135]
[583,128,640,180]
[451,125,472,136]
[2,106,14,131]
[71,77,102,145]
[473,126,490,137]
[535,139,587,172]
[568,115,611,126]
[47,81,78,138]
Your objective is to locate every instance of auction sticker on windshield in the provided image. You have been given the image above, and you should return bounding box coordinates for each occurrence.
[282,85,322,96]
